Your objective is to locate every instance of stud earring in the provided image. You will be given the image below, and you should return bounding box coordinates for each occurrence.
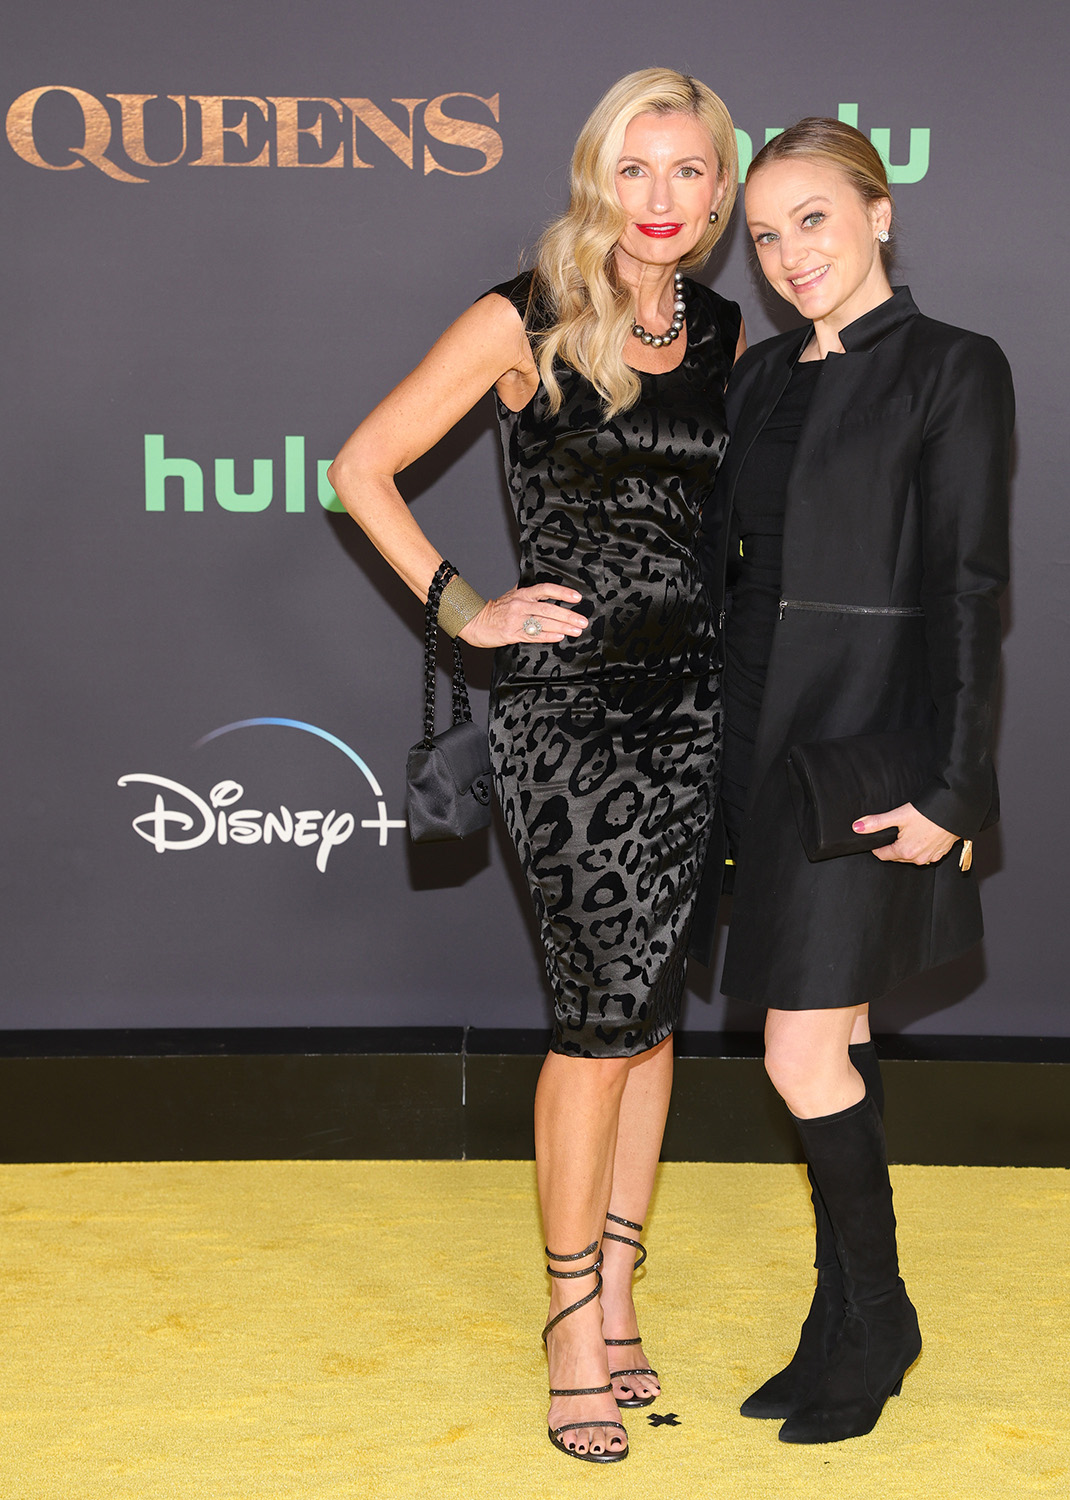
[877,229,890,243]
[709,210,719,224]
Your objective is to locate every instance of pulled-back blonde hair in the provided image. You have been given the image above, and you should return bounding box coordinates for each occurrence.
[748,117,896,269]
[532,68,737,418]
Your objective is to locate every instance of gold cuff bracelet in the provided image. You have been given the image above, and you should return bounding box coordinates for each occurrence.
[437,573,487,638]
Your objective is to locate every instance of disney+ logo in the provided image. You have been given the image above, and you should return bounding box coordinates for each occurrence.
[118,718,405,871]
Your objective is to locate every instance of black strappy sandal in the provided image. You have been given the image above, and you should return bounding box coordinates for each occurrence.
[542,1240,629,1464]
[603,1213,660,1409]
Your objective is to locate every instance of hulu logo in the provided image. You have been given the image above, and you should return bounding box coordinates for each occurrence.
[144,434,344,513]
[735,103,929,184]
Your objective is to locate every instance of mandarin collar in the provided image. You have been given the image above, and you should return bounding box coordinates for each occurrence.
[788,285,920,364]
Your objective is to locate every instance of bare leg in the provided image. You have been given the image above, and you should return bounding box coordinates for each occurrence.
[600,1034,673,1403]
[765,1005,868,1118]
[534,1049,631,1458]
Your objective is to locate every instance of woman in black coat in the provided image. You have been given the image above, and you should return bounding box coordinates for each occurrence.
[694,119,1014,1444]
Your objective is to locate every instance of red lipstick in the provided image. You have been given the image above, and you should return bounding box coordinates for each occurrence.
[637,223,682,238]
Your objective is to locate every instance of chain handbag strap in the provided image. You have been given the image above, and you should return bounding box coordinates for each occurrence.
[422,560,475,750]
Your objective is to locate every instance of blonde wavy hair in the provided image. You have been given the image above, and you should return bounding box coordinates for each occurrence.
[531,68,737,418]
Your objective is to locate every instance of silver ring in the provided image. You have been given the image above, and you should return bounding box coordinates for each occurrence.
[522,616,542,638]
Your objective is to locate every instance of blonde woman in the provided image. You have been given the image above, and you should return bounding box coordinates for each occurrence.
[328,69,743,1463]
[694,118,1013,1443]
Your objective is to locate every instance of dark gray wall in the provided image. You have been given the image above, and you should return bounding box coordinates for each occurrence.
[3,0,1066,1035]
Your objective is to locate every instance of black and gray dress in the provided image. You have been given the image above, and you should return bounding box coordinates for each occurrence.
[484,271,740,1058]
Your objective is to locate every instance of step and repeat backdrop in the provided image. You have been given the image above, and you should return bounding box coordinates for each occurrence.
[3,1,1065,1035]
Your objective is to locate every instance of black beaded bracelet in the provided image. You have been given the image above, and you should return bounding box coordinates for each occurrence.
[421,561,472,747]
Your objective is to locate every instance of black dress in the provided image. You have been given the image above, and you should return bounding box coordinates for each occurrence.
[721,361,822,857]
[484,272,740,1058]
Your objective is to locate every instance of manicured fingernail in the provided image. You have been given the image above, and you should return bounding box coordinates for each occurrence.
[852,820,865,832]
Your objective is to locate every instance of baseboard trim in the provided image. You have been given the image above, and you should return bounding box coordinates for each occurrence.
[0,1029,1066,1165]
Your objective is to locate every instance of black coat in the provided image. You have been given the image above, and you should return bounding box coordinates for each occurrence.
[690,288,1014,1008]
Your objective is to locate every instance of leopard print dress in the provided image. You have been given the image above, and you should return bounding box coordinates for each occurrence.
[485,272,739,1058]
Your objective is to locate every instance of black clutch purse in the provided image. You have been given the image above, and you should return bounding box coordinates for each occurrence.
[406,561,493,843]
[786,729,936,861]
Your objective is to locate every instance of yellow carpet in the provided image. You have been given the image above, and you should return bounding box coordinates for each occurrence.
[0,1161,1067,1499]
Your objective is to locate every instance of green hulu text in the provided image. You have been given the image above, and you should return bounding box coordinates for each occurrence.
[144,434,344,513]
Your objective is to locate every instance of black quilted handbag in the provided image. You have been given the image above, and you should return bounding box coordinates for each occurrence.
[405,561,493,843]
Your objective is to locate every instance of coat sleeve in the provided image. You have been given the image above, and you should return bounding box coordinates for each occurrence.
[912,333,1014,837]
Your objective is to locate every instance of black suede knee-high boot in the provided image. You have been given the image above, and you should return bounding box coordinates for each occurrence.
[741,1041,884,1420]
[849,1040,884,1117]
[778,1092,921,1444]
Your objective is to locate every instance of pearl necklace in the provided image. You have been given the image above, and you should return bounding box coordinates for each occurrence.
[631,272,686,347]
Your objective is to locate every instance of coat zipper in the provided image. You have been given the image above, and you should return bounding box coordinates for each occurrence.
[778,597,925,621]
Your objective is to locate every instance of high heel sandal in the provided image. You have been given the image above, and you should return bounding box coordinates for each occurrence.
[603,1213,660,1410]
[542,1240,629,1464]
